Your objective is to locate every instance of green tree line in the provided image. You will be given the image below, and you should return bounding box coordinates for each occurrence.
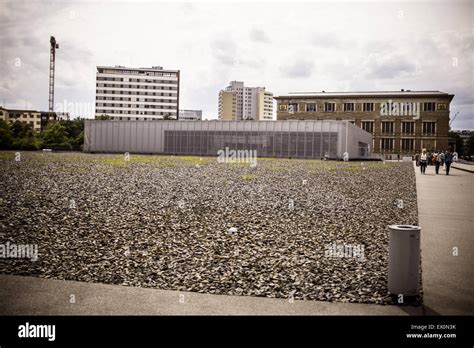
[0,119,84,151]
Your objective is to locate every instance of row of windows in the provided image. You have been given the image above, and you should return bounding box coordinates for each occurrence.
[96,96,176,102]
[380,138,436,151]
[96,83,178,90]
[96,90,176,96]
[109,116,176,120]
[284,102,443,113]
[7,114,42,119]
[95,103,176,109]
[97,77,178,84]
[361,121,436,134]
[96,110,175,116]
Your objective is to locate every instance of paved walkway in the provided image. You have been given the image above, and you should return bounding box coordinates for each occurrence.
[414,163,474,315]
[0,163,472,315]
[0,274,421,315]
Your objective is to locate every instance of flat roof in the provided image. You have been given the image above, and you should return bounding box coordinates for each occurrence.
[275,90,454,100]
[1,107,41,113]
[97,66,179,73]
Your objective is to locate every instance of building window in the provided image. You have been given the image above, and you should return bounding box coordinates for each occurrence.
[423,102,436,112]
[422,122,436,135]
[422,139,436,151]
[437,103,448,111]
[381,121,394,134]
[306,103,317,112]
[363,103,374,112]
[402,121,415,134]
[288,103,298,113]
[324,102,335,112]
[343,103,354,112]
[401,139,415,151]
[381,138,394,151]
[361,121,374,133]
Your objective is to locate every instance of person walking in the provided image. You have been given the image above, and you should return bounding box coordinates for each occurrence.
[444,150,453,175]
[420,148,428,174]
[433,151,441,174]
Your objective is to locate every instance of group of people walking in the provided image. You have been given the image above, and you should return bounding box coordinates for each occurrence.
[416,149,454,175]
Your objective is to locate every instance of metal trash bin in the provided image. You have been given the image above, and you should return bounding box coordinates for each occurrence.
[387,225,421,296]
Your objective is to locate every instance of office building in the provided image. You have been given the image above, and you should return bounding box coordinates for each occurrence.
[0,107,53,131]
[274,90,454,155]
[95,66,180,120]
[218,81,273,121]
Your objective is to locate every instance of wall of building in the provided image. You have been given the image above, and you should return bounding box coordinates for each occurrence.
[95,66,180,120]
[275,94,453,154]
[84,120,372,160]
[218,81,273,121]
[218,91,235,120]
[0,108,43,131]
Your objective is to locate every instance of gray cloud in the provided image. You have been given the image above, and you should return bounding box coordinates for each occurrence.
[311,32,350,49]
[363,54,418,79]
[210,38,238,67]
[0,1,472,124]
[279,59,314,78]
[250,28,270,43]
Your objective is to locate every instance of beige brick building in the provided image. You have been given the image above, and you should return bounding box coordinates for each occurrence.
[274,91,454,155]
[0,107,57,131]
[0,107,42,131]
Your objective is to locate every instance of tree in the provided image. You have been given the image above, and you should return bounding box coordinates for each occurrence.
[41,122,71,150]
[60,118,85,150]
[0,120,13,149]
[10,120,33,138]
[467,135,474,156]
[448,131,465,155]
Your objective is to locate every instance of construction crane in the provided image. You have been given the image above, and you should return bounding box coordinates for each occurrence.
[48,36,59,115]
[450,111,460,127]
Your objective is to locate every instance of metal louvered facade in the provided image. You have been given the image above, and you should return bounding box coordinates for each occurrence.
[84,120,372,160]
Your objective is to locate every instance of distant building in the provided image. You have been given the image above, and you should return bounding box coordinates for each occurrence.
[218,81,273,121]
[0,106,51,131]
[179,109,202,121]
[274,90,454,155]
[95,65,180,121]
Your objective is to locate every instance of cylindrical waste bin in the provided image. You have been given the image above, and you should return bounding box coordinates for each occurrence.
[387,225,421,296]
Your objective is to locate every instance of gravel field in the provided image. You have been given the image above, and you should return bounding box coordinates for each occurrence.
[0,151,419,305]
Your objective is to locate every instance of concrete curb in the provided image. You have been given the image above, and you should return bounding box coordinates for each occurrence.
[452,163,474,173]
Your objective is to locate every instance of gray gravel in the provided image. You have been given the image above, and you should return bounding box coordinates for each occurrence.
[0,152,419,305]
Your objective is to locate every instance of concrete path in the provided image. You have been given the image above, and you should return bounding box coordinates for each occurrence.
[0,163,472,315]
[0,274,421,315]
[414,162,474,315]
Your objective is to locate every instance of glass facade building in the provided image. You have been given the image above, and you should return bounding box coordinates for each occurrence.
[84,120,372,160]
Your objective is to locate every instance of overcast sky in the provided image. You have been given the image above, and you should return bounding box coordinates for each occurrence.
[0,0,473,128]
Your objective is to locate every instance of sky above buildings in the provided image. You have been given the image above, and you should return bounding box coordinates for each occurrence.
[0,0,473,128]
